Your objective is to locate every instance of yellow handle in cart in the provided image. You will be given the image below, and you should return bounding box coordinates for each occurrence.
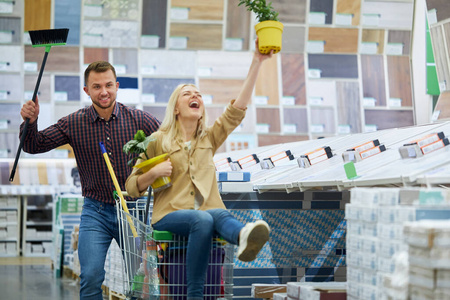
[100,142,138,238]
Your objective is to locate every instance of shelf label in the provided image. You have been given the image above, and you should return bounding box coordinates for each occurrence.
[142,93,155,103]
[310,124,324,133]
[427,9,437,25]
[256,123,270,133]
[363,97,376,107]
[309,96,324,106]
[308,69,322,78]
[432,110,440,121]
[362,14,380,27]
[0,61,9,71]
[360,42,378,54]
[309,12,326,25]
[338,124,351,134]
[335,13,352,26]
[197,67,212,77]
[141,35,160,48]
[389,98,402,107]
[169,36,188,49]
[0,90,8,100]
[386,43,403,55]
[54,91,68,101]
[84,4,103,17]
[253,96,268,105]
[202,94,213,105]
[0,149,8,158]
[141,65,156,75]
[114,64,126,75]
[171,7,189,20]
[439,81,446,91]
[281,96,295,105]
[365,124,378,132]
[0,119,8,129]
[283,124,297,134]
[0,30,13,43]
[224,38,243,51]
[0,1,14,14]
[307,40,325,53]
[24,62,38,72]
[23,32,31,45]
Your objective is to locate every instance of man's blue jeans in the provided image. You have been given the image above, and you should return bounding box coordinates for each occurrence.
[153,208,244,300]
[78,197,120,300]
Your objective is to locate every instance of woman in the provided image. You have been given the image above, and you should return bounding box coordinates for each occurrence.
[126,40,272,300]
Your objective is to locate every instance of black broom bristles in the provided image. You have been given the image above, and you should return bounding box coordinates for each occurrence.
[29,28,69,47]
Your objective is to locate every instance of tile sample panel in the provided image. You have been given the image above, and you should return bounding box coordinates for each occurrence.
[336,0,361,26]
[226,0,251,51]
[53,104,81,121]
[308,54,358,78]
[143,106,166,124]
[197,51,252,79]
[0,45,22,72]
[25,74,51,102]
[54,76,81,101]
[0,74,22,101]
[256,107,281,133]
[281,53,306,106]
[25,46,80,73]
[83,0,139,20]
[310,0,333,25]
[336,81,361,133]
[0,0,24,16]
[84,48,109,64]
[171,0,224,20]
[112,49,138,75]
[0,17,21,44]
[0,132,19,158]
[24,0,51,31]
[272,0,307,24]
[387,30,411,56]
[364,109,414,130]
[283,107,308,133]
[55,0,81,45]
[362,1,413,29]
[361,55,386,106]
[83,20,139,48]
[310,107,335,134]
[426,0,450,23]
[141,50,197,77]
[198,79,245,104]
[282,26,306,53]
[258,135,309,147]
[387,55,412,107]
[142,0,167,48]
[142,78,195,103]
[308,27,359,53]
[307,80,337,106]
[170,24,222,50]
[255,55,279,105]
[0,104,21,129]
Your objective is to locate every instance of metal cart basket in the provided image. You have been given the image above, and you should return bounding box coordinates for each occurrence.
[116,199,235,299]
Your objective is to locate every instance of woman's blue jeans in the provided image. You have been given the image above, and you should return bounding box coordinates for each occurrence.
[153,209,244,300]
[78,197,121,300]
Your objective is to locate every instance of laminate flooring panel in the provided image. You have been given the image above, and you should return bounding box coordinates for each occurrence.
[142,78,195,103]
[336,81,361,133]
[25,74,51,102]
[0,0,23,16]
[255,55,279,105]
[198,79,245,104]
[434,91,450,120]
[171,0,224,20]
[258,134,309,147]
[388,30,411,55]
[55,0,81,45]
[364,109,414,130]
[361,55,387,106]
[336,0,361,26]
[272,0,307,24]
[0,73,22,101]
[112,49,138,75]
[0,45,22,72]
[206,106,255,133]
[142,0,167,48]
[256,107,281,133]
[84,48,109,64]
[24,0,51,31]
[0,17,21,44]
[140,49,197,77]
[362,1,413,29]
[25,46,80,73]
[307,80,337,106]
[426,0,450,23]
[282,26,306,53]
[0,104,21,129]
[310,107,335,133]
[0,132,19,159]
[310,0,334,25]
[170,24,222,50]
[430,25,450,90]
[387,55,412,107]
[84,0,139,19]
[143,106,166,124]
[308,27,359,53]
[283,107,309,133]
[197,51,252,78]
[308,54,358,78]
[83,20,139,48]
[362,29,385,54]
[281,53,306,105]
[226,0,251,51]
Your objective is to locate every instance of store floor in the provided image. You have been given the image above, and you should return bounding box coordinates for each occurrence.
[0,257,107,300]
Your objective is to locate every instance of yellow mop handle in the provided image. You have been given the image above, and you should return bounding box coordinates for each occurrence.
[99,142,138,238]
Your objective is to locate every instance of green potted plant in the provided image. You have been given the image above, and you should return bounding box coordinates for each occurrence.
[239,0,284,54]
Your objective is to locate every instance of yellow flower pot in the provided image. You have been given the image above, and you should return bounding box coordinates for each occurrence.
[134,153,172,192]
[255,20,284,54]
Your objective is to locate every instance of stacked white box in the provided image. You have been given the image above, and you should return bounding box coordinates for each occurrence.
[104,240,125,295]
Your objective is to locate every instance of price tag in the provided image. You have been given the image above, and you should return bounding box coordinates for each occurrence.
[54,91,68,101]
[23,32,31,45]
[363,97,376,107]
[360,42,378,54]
[281,96,295,106]
[432,110,440,121]
[141,65,156,75]
[309,12,326,25]
[253,96,268,105]
[307,40,325,53]
[338,124,351,134]
[0,61,9,71]
[308,69,322,78]
[439,81,446,91]
[335,13,352,26]
[169,36,188,49]
[256,123,270,133]
[0,90,8,100]
[362,14,380,27]
[283,124,297,134]
[142,93,155,103]
[427,9,437,25]
[84,4,103,17]
[310,124,324,133]
[224,38,243,51]
[24,62,38,72]
[365,124,378,132]
[171,7,189,20]
[202,94,213,105]
[386,43,403,55]
[309,96,323,106]
[0,149,8,158]
[389,98,402,107]
[0,1,14,13]
[0,30,13,43]
[0,119,8,129]
[141,35,160,48]
[115,64,126,75]
[197,67,212,77]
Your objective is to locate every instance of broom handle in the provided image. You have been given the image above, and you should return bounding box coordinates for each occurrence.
[9,50,50,182]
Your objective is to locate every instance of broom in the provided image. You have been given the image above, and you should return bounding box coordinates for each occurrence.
[9,28,69,182]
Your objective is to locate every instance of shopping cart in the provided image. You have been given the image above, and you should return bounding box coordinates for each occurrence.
[115,198,235,300]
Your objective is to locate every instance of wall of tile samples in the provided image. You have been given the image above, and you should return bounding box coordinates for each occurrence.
[0,0,416,159]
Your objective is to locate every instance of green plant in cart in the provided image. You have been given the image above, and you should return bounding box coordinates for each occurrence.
[123,130,155,167]
[238,0,279,22]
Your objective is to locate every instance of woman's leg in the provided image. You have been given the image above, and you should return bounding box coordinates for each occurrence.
[153,210,214,300]
[205,209,244,245]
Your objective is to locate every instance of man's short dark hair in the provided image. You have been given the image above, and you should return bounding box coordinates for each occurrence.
[84,61,117,86]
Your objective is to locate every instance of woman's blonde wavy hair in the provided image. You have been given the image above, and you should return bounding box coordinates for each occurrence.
[158,84,208,152]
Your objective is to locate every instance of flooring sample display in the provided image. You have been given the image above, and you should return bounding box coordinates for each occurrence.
[142,78,195,103]
[255,55,279,105]
[24,0,51,31]
[54,76,81,102]
[142,0,167,48]
[143,106,166,123]
[336,0,360,26]
[140,49,197,77]
[278,26,305,53]
[308,27,359,53]
[387,30,411,56]
[116,77,139,104]
[199,79,245,104]
[112,49,138,75]
[83,0,139,20]
[226,0,251,51]
[281,53,306,106]
[53,104,81,121]
[434,91,450,120]
[169,24,222,50]
[364,109,414,130]
[25,74,51,102]
[25,46,80,73]
[426,0,450,23]
[308,54,358,78]
[83,20,139,48]
[0,17,21,44]
[310,0,333,25]
[387,55,412,107]
[0,132,18,159]
[171,0,224,20]
[283,107,308,133]
[361,55,387,106]
[362,1,413,29]
[0,46,22,72]
[0,104,21,129]
[430,25,450,91]
[310,107,335,134]
[197,51,252,78]
[0,0,24,16]
[336,81,361,133]
[55,0,81,45]
[205,106,256,133]
[272,0,307,24]
[361,29,385,54]
[84,48,109,64]
[0,74,22,101]
[308,80,337,107]
[256,107,281,133]
[258,134,309,147]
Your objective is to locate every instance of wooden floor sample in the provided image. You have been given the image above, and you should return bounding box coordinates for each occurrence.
[24,0,51,31]
[388,30,411,55]
[336,0,361,26]
[336,81,361,133]
[170,24,222,50]
[258,135,309,147]
[281,53,306,105]
[171,0,224,20]
[309,27,359,53]
[361,55,386,106]
[364,109,414,130]
[255,55,279,105]
[362,29,385,54]
[84,48,109,64]
[25,46,80,72]
[199,79,245,104]
[226,0,251,51]
[387,56,412,107]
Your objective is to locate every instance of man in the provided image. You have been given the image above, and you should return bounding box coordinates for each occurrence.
[20,61,160,300]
